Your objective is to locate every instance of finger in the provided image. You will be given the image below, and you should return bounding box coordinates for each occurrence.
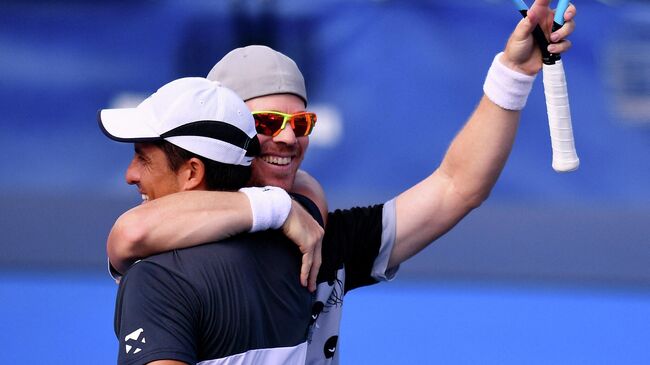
[550,18,575,42]
[563,3,577,22]
[527,0,550,25]
[531,0,551,7]
[512,17,535,42]
[301,252,312,288]
[548,39,572,54]
[308,245,322,292]
[550,3,577,42]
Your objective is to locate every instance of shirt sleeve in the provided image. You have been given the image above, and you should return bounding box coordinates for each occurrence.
[108,258,122,283]
[371,198,399,281]
[290,193,399,291]
[321,199,398,292]
[114,261,199,365]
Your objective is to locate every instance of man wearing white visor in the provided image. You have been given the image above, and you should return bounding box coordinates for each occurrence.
[99,77,316,365]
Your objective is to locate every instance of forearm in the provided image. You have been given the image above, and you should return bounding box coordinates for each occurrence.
[107,190,252,274]
[389,96,519,268]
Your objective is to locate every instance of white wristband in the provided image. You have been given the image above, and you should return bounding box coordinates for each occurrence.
[483,52,536,111]
[239,186,292,232]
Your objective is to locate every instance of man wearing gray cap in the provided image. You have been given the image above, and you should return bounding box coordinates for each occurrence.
[100,77,317,364]
[107,3,577,364]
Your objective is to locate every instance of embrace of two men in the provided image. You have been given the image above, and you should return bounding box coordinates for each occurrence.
[100,2,577,363]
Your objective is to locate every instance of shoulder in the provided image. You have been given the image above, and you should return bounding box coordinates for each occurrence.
[139,234,298,275]
[289,193,325,228]
[326,203,384,231]
[121,255,186,289]
[292,170,328,225]
[116,258,201,314]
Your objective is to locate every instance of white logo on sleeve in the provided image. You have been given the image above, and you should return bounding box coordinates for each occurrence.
[124,328,146,354]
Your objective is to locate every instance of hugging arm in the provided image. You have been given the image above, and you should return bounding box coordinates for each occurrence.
[108,190,252,275]
[107,171,325,291]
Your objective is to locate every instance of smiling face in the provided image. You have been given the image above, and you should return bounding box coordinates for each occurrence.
[245,94,310,191]
[124,143,184,203]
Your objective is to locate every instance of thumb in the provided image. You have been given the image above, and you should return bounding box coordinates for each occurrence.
[512,17,535,42]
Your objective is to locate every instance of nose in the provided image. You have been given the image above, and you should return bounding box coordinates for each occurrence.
[273,124,297,145]
[124,158,139,185]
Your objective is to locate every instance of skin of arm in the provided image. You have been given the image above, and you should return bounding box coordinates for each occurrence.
[291,170,328,226]
[285,170,326,291]
[107,170,326,290]
[387,0,576,268]
[107,190,252,275]
[148,360,188,365]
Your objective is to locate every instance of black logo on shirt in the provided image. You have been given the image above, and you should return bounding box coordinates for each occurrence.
[310,301,325,325]
[324,335,338,359]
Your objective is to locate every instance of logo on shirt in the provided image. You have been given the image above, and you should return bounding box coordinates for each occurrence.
[323,335,339,359]
[124,328,146,355]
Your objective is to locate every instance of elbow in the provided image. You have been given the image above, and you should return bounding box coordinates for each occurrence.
[451,182,492,213]
[106,212,147,268]
[439,166,493,213]
[465,188,491,210]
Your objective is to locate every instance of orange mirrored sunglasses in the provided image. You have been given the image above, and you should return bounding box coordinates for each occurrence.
[252,111,317,137]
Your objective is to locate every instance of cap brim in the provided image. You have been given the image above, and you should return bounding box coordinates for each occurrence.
[97,107,161,143]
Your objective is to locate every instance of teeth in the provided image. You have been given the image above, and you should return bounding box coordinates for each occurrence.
[141,194,149,202]
[262,156,291,166]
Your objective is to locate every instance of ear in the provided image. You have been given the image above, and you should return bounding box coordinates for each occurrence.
[177,157,207,191]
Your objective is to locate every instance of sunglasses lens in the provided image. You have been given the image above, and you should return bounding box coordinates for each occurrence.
[253,113,285,136]
[292,113,316,136]
[253,112,317,136]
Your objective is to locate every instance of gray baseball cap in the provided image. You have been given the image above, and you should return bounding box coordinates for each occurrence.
[206,45,307,106]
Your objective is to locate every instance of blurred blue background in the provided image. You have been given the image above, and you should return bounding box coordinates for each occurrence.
[1,0,649,363]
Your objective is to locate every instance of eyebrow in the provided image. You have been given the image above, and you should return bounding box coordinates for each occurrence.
[133,145,148,161]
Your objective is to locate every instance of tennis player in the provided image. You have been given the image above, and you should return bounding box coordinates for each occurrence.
[107,2,577,364]
[100,77,319,364]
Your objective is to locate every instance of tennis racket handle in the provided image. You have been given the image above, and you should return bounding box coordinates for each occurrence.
[543,60,579,172]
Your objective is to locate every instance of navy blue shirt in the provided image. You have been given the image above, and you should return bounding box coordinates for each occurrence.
[114,194,392,365]
[114,230,313,364]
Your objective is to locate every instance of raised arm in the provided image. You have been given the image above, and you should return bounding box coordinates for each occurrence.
[388,1,576,268]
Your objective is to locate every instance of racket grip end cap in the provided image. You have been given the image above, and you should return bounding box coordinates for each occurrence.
[552,158,579,173]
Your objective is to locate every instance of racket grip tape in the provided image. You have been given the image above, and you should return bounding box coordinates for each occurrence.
[542,60,579,172]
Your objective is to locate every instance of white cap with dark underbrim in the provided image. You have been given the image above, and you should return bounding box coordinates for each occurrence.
[98,77,259,166]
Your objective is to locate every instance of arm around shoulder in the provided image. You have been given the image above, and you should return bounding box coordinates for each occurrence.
[107,190,253,275]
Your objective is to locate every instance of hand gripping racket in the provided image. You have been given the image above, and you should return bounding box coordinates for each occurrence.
[513,0,579,172]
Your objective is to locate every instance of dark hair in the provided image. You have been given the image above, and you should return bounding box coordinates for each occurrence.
[153,140,251,191]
